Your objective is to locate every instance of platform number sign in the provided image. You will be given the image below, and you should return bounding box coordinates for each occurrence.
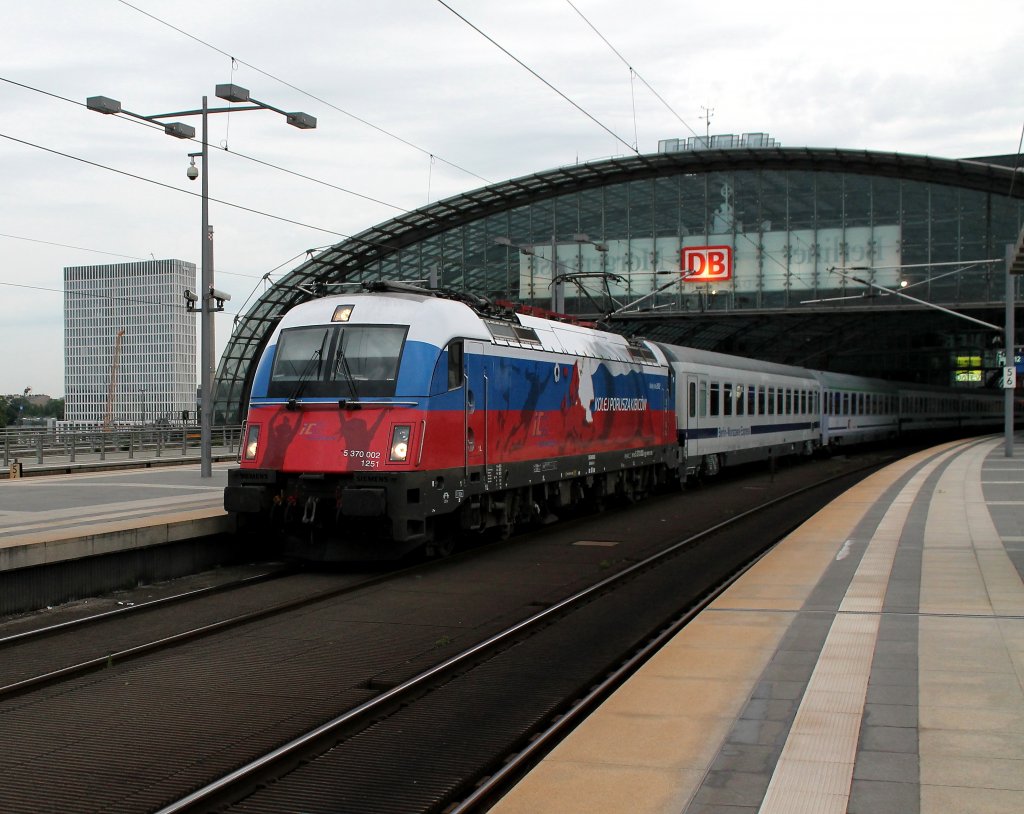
[997,349,1022,388]
[681,245,733,282]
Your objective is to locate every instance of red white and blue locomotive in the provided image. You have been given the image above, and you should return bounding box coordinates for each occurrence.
[224,282,1006,559]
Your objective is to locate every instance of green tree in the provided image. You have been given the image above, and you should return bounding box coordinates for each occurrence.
[45,398,65,420]
[21,398,64,420]
[0,397,16,428]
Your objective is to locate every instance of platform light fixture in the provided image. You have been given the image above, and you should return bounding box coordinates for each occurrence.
[87,84,317,477]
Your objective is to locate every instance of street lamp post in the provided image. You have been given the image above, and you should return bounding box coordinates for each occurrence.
[87,85,316,477]
[1006,225,1024,456]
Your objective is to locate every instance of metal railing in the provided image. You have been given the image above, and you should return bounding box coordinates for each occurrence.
[2,425,243,474]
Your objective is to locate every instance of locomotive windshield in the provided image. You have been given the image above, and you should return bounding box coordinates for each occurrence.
[268,324,407,399]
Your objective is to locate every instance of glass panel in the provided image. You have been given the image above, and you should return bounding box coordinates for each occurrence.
[269,326,329,386]
[447,341,463,390]
[331,326,407,397]
[267,325,407,399]
[578,188,606,242]
[653,177,680,238]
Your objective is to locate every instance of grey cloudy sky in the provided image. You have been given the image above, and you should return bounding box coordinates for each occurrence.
[2,0,1021,397]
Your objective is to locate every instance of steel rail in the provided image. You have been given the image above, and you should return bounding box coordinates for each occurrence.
[0,566,290,647]
[448,551,763,812]
[449,438,995,811]
[0,557,442,702]
[154,444,933,814]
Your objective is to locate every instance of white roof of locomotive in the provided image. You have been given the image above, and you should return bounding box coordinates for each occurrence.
[272,292,492,347]
[271,291,661,365]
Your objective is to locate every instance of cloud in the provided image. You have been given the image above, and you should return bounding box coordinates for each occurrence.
[2,0,1022,396]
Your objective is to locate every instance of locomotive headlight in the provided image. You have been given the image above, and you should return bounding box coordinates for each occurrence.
[243,423,261,461]
[389,425,412,462]
[331,304,354,322]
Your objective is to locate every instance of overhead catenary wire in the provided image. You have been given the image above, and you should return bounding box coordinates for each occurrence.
[231,250,314,319]
[0,76,409,214]
[0,231,312,283]
[0,127,442,272]
[114,0,492,185]
[434,0,640,156]
[0,279,195,310]
[0,276,271,320]
[0,232,147,262]
[1,74,454,271]
[0,131,349,239]
[563,0,700,141]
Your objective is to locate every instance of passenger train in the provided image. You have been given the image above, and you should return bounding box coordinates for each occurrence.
[225,282,1009,559]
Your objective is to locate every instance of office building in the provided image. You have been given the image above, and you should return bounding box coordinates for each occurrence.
[64,259,196,425]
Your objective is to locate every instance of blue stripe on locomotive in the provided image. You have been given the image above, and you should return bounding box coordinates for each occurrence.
[249,339,670,413]
[454,346,670,414]
[250,342,277,397]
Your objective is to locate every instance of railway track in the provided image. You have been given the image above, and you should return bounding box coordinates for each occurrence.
[0,565,393,700]
[190,459,888,814]
[0,450,898,814]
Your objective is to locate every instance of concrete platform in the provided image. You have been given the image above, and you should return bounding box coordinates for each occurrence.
[493,435,1024,814]
[0,462,234,573]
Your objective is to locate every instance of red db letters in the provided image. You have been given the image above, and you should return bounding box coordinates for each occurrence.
[681,245,732,282]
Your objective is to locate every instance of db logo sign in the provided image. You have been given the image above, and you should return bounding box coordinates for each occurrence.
[681,245,732,282]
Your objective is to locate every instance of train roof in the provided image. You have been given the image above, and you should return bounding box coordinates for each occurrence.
[273,283,663,365]
[654,342,819,381]
[273,289,491,345]
[813,369,901,393]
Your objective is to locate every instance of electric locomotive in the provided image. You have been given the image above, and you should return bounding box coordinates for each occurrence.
[226,282,1010,560]
[225,283,678,559]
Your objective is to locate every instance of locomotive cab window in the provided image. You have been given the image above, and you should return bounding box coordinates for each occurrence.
[269,324,407,399]
[270,326,329,384]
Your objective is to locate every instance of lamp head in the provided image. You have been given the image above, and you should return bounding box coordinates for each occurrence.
[286,111,317,130]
